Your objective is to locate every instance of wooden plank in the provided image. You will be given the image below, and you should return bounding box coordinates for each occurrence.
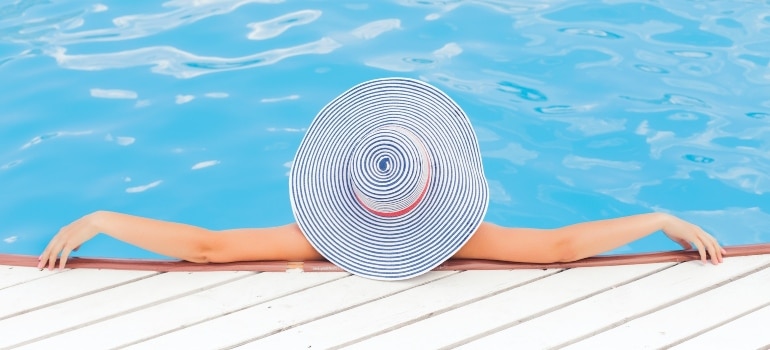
[0,269,157,320]
[566,266,770,349]
[242,269,561,349]
[346,263,672,349]
[0,266,57,290]
[119,271,457,350]
[671,304,770,349]
[0,271,252,349]
[17,271,349,350]
[458,254,770,349]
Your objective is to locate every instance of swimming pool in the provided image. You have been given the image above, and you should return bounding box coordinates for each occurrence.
[1,0,769,260]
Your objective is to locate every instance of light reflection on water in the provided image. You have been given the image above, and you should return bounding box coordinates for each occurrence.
[0,0,769,258]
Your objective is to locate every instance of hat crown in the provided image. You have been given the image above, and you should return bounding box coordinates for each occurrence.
[349,125,431,218]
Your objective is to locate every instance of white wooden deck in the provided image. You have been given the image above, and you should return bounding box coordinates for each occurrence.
[1,254,769,350]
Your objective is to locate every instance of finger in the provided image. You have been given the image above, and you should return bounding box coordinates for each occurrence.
[37,254,45,270]
[707,239,719,265]
[706,236,720,264]
[41,224,69,270]
[692,239,707,264]
[46,221,82,270]
[713,237,725,263]
[59,246,73,270]
[46,251,57,271]
[46,237,67,271]
[39,236,58,270]
[47,243,61,271]
[41,238,58,271]
[38,248,48,270]
[700,229,723,264]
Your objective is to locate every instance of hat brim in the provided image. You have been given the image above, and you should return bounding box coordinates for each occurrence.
[290,77,489,280]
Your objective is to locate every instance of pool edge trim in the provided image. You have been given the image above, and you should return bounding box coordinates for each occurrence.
[2,244,769,272]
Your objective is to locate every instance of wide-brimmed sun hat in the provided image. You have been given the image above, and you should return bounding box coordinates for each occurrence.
[290,77,489,280]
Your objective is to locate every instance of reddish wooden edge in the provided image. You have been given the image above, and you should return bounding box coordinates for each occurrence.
[2,243,770,273]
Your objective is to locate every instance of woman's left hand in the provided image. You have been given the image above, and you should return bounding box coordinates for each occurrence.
[39,211,103,270]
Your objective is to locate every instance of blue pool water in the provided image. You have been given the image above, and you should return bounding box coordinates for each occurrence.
[1,1,769,260]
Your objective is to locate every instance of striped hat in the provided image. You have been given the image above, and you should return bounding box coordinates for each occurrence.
[290,77,489,280]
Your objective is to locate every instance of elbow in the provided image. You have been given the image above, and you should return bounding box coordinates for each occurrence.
[184,248,211,264]
[185,231,217,263]
[194,240,218,263]
[551,232,581,263]
[189,252,211,264]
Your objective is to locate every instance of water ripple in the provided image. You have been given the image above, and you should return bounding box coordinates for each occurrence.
[558,27,622,39]
[0,160,22,171]
[661,78,725,95]
[542,116,627,136]
[38,0,283,45]
[0,6,90,43]
[247,9,321,40]
[679,207,770,245]
[204,92,229,98]
[126,180,162,193]
[423,72,550,108]
[677,62,715,77]
[496,81,547,102]
[175,95,195,104]
[261,95,299,103]
[547,3,734,47]
[621,93,709,108]
[20,130,93,150]
[395,0,551,15]
[351,19,401,40]
[483,143,539,166]
[105,134,136,146]
[747,112,769,120]
[667,50,713,58]
[432,42,462,59]
[90,88,138,99]
[563,155,641,171]
[364,42,460,72]
[683,154,715,164]
[0,0,45,19]
[639,114,770,194]
[534,104,595,114]
[0,49,35,68]
[634,64,669,74]
[192,160,220,170]
[47,37,341,78]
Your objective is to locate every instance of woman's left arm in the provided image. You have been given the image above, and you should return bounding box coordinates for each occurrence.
[454,213,725,264]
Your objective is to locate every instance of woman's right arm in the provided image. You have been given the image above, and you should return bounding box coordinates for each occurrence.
[39,211,322,270]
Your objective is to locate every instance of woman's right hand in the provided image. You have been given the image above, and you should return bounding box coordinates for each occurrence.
[38,211,103,270]
[660,213,725,265]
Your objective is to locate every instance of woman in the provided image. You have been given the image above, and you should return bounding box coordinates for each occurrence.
[38,78,725,279]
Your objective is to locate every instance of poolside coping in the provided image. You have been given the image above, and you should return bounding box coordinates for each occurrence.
[2,243,769,272]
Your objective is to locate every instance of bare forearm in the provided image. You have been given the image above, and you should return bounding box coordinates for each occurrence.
[454,214,668,263]
[552,212,669,261]
[93,211,214,262]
